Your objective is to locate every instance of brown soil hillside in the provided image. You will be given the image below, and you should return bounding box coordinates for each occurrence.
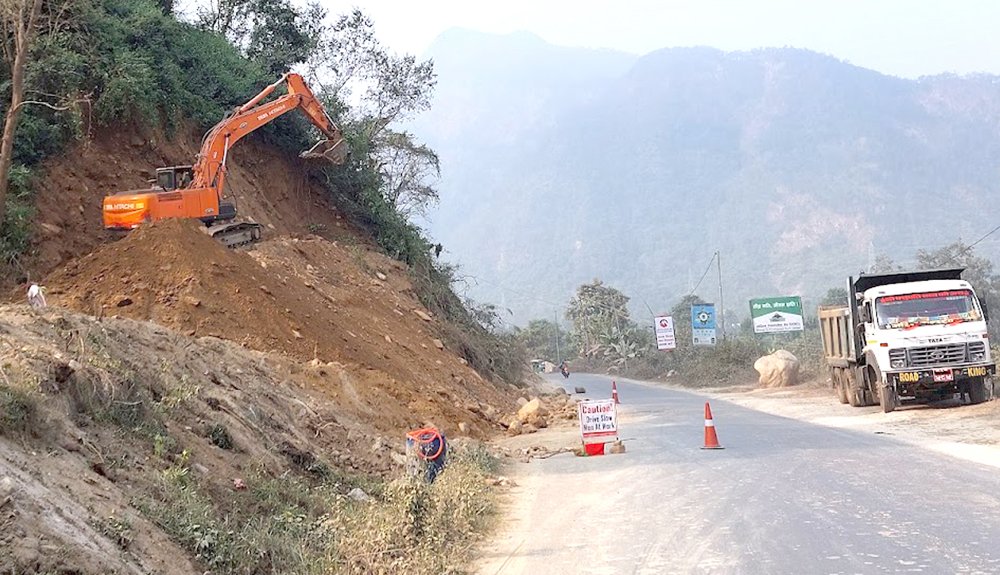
[0,126,524,573]
[20,125,358,285]
[43,219,512,437]
[0,305,505,574]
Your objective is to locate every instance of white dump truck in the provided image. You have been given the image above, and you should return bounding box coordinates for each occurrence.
[819,269,994,412]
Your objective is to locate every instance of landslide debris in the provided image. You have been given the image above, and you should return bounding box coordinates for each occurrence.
[0,305,508,574]
[4,120,523,574]
[44,219,514,438]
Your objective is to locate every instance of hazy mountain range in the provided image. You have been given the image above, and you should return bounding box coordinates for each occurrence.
[412,29,1000,325]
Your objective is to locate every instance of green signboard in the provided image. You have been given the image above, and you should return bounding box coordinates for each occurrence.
[749,296,804,334]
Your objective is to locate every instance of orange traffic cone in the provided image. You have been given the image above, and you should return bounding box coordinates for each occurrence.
[701,402,724,449]
[611,380,620,404]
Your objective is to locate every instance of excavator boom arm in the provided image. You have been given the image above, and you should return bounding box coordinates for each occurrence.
[102,72,346,236]
[192,72,345,192]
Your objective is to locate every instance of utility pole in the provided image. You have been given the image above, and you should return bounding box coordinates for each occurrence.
[554,310,561,364]
[615,313,628,372]
[717,250,725,340]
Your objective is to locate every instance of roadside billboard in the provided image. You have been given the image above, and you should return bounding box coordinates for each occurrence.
[691,303,717,346]
[578,399,618,444]
[750,296,804,334]
[654,315,677,350]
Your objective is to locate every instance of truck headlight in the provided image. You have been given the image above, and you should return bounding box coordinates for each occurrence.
[971,351,985,361]
[890,358,906,369]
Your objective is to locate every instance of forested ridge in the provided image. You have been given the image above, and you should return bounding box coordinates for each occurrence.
[415,30,1000,322]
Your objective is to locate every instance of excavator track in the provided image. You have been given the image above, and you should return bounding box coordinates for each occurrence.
[204,221,263,249]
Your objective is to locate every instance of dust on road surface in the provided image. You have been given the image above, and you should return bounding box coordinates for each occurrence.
[477,379,1000,575]
[709,381,1000,469]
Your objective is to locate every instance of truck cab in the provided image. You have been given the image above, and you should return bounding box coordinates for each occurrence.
[821,268,994,412]
[854,270,995,411]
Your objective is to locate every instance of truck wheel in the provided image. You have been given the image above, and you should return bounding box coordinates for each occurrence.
[878,384,898,413]
[862,366,880,407]
[834,369,849,404]
[846,369,862,407]
[968,377,990,405]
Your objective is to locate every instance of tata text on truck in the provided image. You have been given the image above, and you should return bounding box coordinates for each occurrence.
[818,269,994,413]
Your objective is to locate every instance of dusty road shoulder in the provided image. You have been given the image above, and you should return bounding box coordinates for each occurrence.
[707,381,1000,469]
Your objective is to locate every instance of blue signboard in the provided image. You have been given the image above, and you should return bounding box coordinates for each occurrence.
[691,304,717,329]
[691,304,717,346]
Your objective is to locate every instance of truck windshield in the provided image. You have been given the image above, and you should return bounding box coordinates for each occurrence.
[875,289,981,329]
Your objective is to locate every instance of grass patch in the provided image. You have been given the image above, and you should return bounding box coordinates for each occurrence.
[67,371,158,434]
[206,423,233,450]
[95,514,134,550]
[0,384,38,436]
[619,332,825,387]
[139,444,500,574]
[327,444,499,574]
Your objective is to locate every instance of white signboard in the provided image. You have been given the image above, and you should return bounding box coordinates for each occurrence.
[750,296,804,334]
[654,315,677,350]
[578,399,618,443]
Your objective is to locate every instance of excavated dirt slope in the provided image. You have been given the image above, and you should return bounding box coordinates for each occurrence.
[43,218,511,437]
[0,304,510,574]
[20,124,359,285]
[0,126,522,573]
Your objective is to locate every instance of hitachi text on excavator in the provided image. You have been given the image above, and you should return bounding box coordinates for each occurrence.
[102,73,347,247]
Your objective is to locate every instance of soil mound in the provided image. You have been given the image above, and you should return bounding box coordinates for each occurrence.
[44,218,514,436]
[45,218,308,352]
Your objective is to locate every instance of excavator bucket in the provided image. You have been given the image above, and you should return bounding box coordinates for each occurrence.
[301,138,348,164]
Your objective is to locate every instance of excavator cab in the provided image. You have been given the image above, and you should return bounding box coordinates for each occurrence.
[155,166,194,191]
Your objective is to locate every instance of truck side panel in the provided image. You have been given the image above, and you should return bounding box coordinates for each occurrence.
[819,306,853,368]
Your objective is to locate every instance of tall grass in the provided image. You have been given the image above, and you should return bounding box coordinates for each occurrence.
[140,444,500,575]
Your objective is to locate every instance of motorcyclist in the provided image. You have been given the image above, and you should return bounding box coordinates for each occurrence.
[559,360,570,378]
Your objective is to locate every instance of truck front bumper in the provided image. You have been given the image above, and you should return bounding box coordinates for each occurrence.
[889,364,995,387]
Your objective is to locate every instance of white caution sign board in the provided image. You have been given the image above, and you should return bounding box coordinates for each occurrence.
[578,399,618,443]
[654,315,677,350]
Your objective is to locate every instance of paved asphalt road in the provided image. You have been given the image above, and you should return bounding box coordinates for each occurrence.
[483,373,1000,575]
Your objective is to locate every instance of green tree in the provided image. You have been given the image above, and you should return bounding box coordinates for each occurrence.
[378,129,440,217]
[566,279,629,355]
[916,242,1000,330]
[668,294,706,349]
[820,287,849,306]
[565,279,643,367]
[515,319,567,362]
[869,253,901,273]
[0,0,45,234]
[305,9,439,219]
[196,0,324,75]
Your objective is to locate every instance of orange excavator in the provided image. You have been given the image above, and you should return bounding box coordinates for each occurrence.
[102,72,347,247]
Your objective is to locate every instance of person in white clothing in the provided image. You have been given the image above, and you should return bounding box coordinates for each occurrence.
[26,284,46,309]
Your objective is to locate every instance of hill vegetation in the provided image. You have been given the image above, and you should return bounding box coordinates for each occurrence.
[0,4,530,573]
[0,0,523,383]
[414,30,1000,325]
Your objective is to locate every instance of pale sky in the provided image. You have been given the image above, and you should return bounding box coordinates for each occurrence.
[314,0,999,78]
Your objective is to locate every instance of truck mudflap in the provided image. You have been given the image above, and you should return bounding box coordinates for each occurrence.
[890,364,995,386]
